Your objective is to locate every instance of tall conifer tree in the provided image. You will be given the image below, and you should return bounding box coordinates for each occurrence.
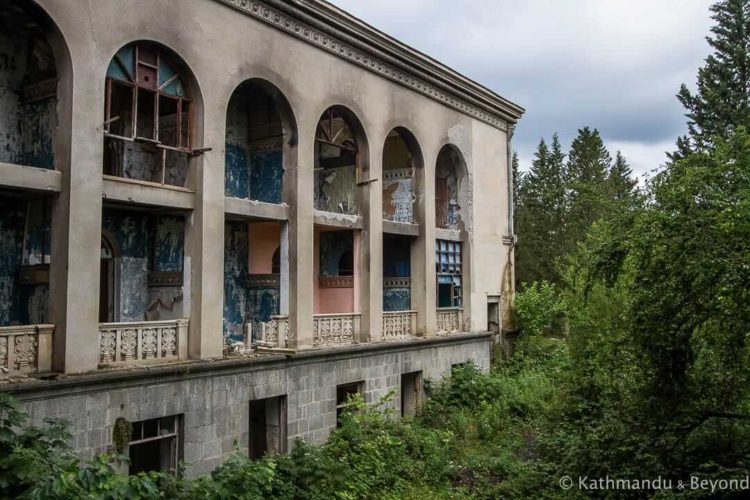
[676,0,750,153]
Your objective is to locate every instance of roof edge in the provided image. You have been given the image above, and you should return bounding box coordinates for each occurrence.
[212,0,525,129]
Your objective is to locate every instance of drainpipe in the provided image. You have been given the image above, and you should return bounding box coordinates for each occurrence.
[506,124,515,243]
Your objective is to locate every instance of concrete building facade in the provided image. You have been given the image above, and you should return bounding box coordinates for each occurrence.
[1,0,523,476]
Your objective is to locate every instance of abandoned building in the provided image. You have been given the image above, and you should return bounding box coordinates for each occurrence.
[0,0,523,477]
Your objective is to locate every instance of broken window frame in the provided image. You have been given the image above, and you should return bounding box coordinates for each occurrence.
[436,239,462,308]
[103,43,193,187]
[128,414,182,475]
[314,108,359,175]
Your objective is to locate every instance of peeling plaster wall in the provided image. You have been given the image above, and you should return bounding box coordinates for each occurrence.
[223,221,281,343]
[223,221,249,343]
[314,165,357,215]
[0,33,56,169]
[0,201,24,325]
[382,135,415,223]
[0,198,50,326]
[103,210,185,322]
[225,93,283,203]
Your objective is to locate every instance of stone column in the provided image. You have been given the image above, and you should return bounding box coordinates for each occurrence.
[284,119,314,349]
[48,37,103,373]
[185,101,224,359]
[359,141,383,343]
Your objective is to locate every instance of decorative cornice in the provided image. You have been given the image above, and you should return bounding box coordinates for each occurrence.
[213,0,524,131]
[245,273,281,288]
[319,275,354,288]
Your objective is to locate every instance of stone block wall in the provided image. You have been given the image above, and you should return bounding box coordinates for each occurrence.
[14,334,490,477]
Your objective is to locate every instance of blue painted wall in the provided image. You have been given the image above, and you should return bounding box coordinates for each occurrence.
[223,221,280,344]
[384,288,410,312]
[0,201,24,326]
[103,210,184,321]
[0,198,50,326]
[223,221,249,343]
[224,100,283,202]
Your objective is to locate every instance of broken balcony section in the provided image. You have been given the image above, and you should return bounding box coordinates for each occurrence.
[0,193,53,374]
[314,107,360,215]
[314,228,360,347]
[436,239,464,334]
[0,2,59,170]
[98,207,188,367]
[225,81,285,203]
[382,128,417,223]
[382,234,416,340]
[223,221,283,352]
[103,42,194,187]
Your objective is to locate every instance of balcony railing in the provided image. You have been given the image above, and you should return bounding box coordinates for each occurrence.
[436,308,464,335]
[255,315,290,349]
[313,313,360,348]
[0,324,53,375]
[382,310,417,340]
[99,319,188,367]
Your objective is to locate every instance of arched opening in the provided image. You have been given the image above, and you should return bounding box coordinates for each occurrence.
[0,1,60,169]
[99,234,118,323]
[314,106,363,215]
[435,145,469,328]
[435,145,467,231]
[225,80,295,203]
[382,127,421,223]
[103,41,200,187]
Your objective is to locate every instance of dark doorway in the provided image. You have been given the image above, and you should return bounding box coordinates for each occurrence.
[249,396,287,459]
[401,372,422,417]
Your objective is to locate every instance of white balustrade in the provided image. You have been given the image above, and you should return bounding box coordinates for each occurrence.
[382,310,417,340]
[0,324,53,374]
[98,319,188,367]
[256,315,290,349]
[313,313,361,347]
[436,308,463,335]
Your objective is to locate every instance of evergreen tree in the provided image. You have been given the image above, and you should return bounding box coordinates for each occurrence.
[511,150,522,216]
[516,136,567,285]
[564,127,612,248]
[676,0,750,153]
[607,151,638,203]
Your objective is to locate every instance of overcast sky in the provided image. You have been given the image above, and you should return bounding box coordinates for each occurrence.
[328,0,714,179]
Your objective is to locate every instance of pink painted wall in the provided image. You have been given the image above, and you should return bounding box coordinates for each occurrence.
[314,227,356,314]
[248,222,280,274]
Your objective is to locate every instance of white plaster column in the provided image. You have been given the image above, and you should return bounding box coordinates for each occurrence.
[185,100,224,359]
[48,37,103,373]
[284,119,314,349]
[360,141,383,343]
[413,149,437,337]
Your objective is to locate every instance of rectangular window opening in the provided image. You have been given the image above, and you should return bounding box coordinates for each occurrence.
[128,414,182,475]
[336,381,364,426]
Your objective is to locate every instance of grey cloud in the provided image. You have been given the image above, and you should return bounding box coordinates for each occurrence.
[329,0,714,175]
